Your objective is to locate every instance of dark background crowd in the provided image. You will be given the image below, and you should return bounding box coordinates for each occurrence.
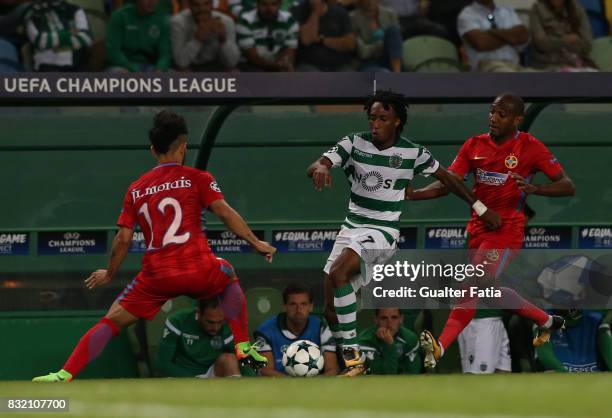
[0,0,611,73]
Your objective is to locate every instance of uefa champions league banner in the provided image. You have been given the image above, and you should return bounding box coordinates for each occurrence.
[424,226,572,250]
[0,232,29,256]
[523,226,572,249]
[206,230,265,253]
[360,249,612,310]
[3,73,612,101]
[37,231,107,255]
[130,229,265,253]
[0,73,372,100]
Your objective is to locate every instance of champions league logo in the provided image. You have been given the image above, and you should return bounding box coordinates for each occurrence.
[389,154,403,169]
[210,181,221,193]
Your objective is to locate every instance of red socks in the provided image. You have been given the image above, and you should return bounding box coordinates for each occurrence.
[219,281,249,344]
[63,317,119,377]
[438,304,477,352]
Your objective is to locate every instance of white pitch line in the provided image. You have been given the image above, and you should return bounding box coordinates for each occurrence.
[69,401,559,418]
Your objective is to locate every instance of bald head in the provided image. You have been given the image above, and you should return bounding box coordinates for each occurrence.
[488,93,525,141]
[493,93,525,117]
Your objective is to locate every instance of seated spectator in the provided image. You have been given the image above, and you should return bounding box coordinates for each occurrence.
[458,0,530,72]
[24,0,92,71]
[228,0,294,19]
[359,308,421,375]
[529,0,596,71]
[429,0,472,45]
[292,0,356,71]
[113,0,182,15]
[536,309,612,372]
[171,0,239,70]
[236,0,298,71]
[254,283,339,376]
[351,0,402,72]
[380,0,448,40]
[457,309,511,374]
[228,0,251,18]
[106,0,171,72]
[156,298,246,378]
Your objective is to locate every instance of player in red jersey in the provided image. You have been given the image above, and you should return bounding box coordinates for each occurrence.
[33,110,276,382]
[407,93,576,369]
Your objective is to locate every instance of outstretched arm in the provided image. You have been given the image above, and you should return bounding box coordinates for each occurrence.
[85,227,133,289]
[405,180,450,201]
[209,199,276,262]
[432,167,501,230]
[510,170,575,197]
[307,156,333,191]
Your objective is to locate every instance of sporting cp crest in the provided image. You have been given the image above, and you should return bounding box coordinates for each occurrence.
[504,154,518,169]
[389,153,403,169]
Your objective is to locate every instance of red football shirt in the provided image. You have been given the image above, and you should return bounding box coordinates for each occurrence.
[449,131,563,235]
[117,163,224,279]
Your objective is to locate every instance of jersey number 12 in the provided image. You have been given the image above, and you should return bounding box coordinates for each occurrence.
[138,197,190,250]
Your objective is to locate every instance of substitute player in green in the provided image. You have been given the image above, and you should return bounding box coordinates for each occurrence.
[157,298,249,378]
[359,308,421,375]
[307,90,501,376]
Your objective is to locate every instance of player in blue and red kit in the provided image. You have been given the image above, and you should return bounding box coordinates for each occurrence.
[33,110,276,382]
[408,93,576,369]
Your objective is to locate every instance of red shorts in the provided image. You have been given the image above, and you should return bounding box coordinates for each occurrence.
[116,257,236,320]
[468,223,524,279]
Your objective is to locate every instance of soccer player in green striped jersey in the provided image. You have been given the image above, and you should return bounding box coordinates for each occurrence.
[307,90,501,376]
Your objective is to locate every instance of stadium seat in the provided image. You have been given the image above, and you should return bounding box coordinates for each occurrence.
[401,36,466,73]
[578,0,610,38]
[591,36,612,70]
[245,287,284,338]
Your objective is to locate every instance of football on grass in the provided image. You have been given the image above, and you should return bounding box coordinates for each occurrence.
[282,340,324,377]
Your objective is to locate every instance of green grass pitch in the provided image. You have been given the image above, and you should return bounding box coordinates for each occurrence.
[1,374,611,418]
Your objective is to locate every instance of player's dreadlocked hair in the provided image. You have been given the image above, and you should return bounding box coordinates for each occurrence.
[149,110,188,154]
[364,90,410,134]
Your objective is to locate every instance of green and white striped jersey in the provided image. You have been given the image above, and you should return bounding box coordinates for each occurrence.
[323,131,439,244]
[236,9,298,62]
